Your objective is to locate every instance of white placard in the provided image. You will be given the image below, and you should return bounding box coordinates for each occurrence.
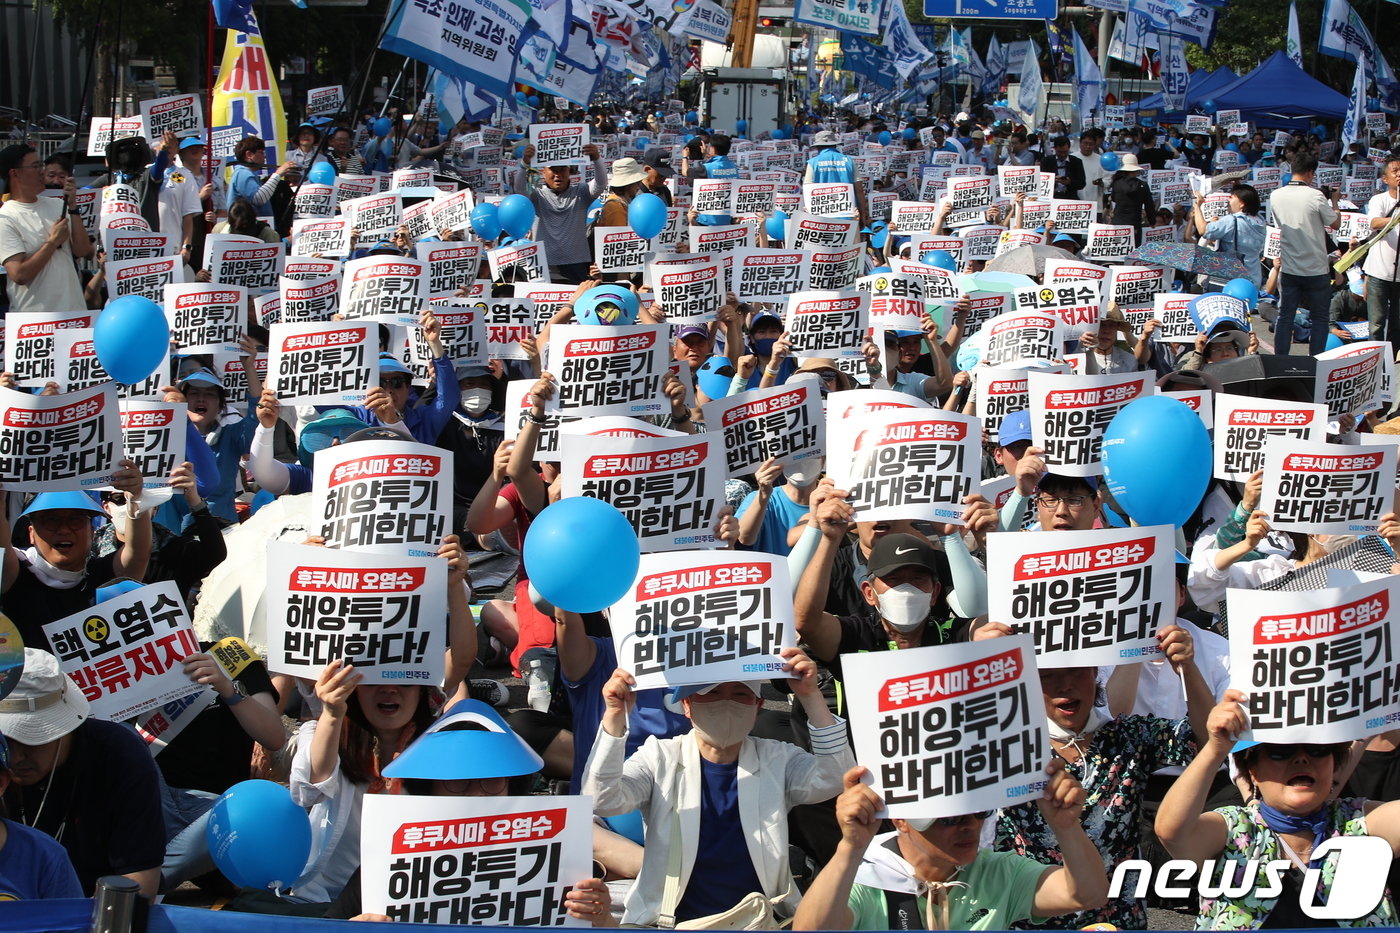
[310,441,454,558]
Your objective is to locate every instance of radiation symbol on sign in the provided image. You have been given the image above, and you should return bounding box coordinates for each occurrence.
[1039,288,1056,304]
[83,616,109,644]
[875,276,888,290]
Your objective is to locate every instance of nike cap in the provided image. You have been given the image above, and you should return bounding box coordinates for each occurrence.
[867,533,940,579]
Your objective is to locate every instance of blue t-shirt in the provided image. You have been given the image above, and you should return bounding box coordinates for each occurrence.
[562,637,689,794]
[806,149,856,186]
[0,820,82,900]
[674,759,763,921]
[736,485,809,556]
[743,356,797,389]
[696,156,740,226]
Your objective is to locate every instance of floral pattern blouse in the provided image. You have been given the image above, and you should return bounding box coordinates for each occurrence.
[1198,798,1396,929]
[994,715,1198,930]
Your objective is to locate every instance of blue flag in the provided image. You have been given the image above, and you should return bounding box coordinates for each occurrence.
[211,0,256,32]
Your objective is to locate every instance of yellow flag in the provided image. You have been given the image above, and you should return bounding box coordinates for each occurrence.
[211,9,287,164]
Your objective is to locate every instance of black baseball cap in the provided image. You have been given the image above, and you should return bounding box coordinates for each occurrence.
[867,533,940,578]
[642,148,674,178]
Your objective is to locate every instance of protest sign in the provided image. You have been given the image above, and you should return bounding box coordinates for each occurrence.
[87,116,146,156]
[528,123,590,165]
[962,292,1012,338]
[982,310,1065,367]
[1142,224,1175,243]
[560,432,724,552]
[1227,577,1400,743]
[120,400,186,488]
[279,275,340,323]
[785,291,868,360]
[284,257,341,281]
[648,257,723,325]
[477,298,537,361]
[546,325,668,418]
[1187,293,1249,335]
[1028,371,1154,476]
[0,385,118,491]
[976,364,1067,439]
[334,175,377,206]
[70,188,99,239]
[139,94,203,139]
[692,179,736,216]
[908,235,964,268]
[163,283,245,354]
[995,230,1046,255]
[1260,439,1394,534]
[51,328,112,393]
[730,248,811,301]
[263,542,446,683]
[99,183,145,232]
[806,246,863,290]
[4,311,96,387]
[306,84,344,115]
[997,164,1042,198]
[415,241,481,299]
[360,794,592,925]
[1106,265,1170,313]
[341,256,429,326]
[701,381,824,477]
[1152,292,1198,342]
[888,260,960,303]
[211,351,266,405]
[961,224,1005,262]
[887,201,941,234]
[690,224,753,261]
[431,189,476,234]
[945,176,994,227]
[733,181,776,215]
[427,304,487,366]
[43,580,204,722]
[786,212,857,251]
[858,273,926,332]
[206,240,282,296]
[311,441,453,558]
[107,255,186,302]
[803,182,857,217]
[594,228,650,273]
[1315,344,1385,417]
[1081,223,1136,262]
[103,231,175,264]
[611,552,795,688]
[343,192,403,241]
[487,240,550,283]
[1013,281,1102,328]
[988,525,1173,666]
[267,321,375,406]
[828,409,979,523]
[392,168,435,190]
[842,637,1048,817]
[1213,396,1328,482]
[1334,340,1396,405]
[1049,199,1096,234]
[135,690,216,755]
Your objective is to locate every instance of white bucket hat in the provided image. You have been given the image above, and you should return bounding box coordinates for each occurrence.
[0,649,90,745]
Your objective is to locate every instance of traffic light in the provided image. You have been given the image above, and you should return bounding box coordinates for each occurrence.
[759,16,774,26]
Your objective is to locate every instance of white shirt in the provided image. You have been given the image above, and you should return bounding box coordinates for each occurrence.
[1363,189,1400,282]
[1268,181,1338,277]
[0,197,86,313]
[158,165,202,253]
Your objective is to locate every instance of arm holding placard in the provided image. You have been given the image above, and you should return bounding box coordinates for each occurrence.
[998,445,1046,533]
[662,371,694,436]
[507,375,554,516]
[586,668,651,815]
[162,384,220,497]
[585,146,608,199]
[718,298,744,367]
[110,459,153,582]
[165,460,228,574]
[791,767,880,931]
[940,296,970,357]
[1027,759,1109,916]
[465,439,518,537]
[1154,691,1240,862]
[441,534,476,698]
[1214,470,1262,551]
[248,388,294,495]
[793,492,854,663]
[0,485,19,594]
[918,314,953,401]
[1160,624,1213,746]
[759,334,792,389]
[418,309,460,442]
[1134,318,1159,366]
[181,647,286,750]
[308,658,363,785]
[737,458,783,547]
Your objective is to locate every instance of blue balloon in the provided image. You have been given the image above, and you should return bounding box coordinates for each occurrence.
[516,91,527,103]
[628,192,668,239]
[528,95,540,107]
[923,249,957,273]
[1102,396,1211,527]
[685,111,698,123]
[1100,151,1122,172]
[878,130,892,146]
[1325,333,1345,350]
[524,496,640,612]
[470,203,501,240]
[771,128,785,140]
[307,161,336,185]
[94,295,170,385]
[1201,99,1217,116]
[736,119,748,134]
[1225,142,1240,152]
[497,194,537,239]
[765,212,786,241]
[372,117,392,138]
[1221,278,1258,310]
[206,780,311,893]
[903,127,917,140]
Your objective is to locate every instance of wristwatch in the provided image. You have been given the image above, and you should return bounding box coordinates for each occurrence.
[222,681,249,707]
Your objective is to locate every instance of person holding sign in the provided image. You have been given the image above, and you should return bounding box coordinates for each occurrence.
[512,141,607,284]
[1193,184,1267,288]
[585,649,853,927]
[791,762,1108,931]
[164,352,263,525]
[805,131,870,228]
[1156,691,1400,927]
[345,310,459,445]
[991,627,1213,930]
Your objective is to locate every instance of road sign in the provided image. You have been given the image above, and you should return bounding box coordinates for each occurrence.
[923,0,1057,19]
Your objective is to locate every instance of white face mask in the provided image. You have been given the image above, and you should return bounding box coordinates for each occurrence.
[459,387,493,416]
[876,583,932,632]
[687,699,757,749]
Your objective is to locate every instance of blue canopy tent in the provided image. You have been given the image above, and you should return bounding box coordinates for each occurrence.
[1207,51,1348,128]
[1133,67,1238,123]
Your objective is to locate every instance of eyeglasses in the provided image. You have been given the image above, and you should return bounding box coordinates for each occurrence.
[1261,744,1340,761]
[1034,495,1090,509]
[815,370,840,383]
[907,811,993,831]
[100,492,127,506]
[436,775,510,796]
[31,511,92,531]
[382,377,409,389]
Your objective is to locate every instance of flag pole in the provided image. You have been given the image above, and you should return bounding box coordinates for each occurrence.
[206,2,216,185]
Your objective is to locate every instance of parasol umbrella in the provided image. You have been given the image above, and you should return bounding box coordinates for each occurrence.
[983,244,1081,278]
[1124,241,1249,280]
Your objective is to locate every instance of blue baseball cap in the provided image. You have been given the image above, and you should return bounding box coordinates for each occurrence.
[178,137,206,151]
[20,491,105,519]
[378,353,413,376]
[382,699,543,780]
[997,409,1032,447]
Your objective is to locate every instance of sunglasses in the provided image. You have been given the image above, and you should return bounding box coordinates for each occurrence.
[1260,744,1342,761]
[382,376,410,389]
[906,811,994,831]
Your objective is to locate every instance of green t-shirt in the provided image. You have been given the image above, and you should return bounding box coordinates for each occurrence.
[847,849,1049,930]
